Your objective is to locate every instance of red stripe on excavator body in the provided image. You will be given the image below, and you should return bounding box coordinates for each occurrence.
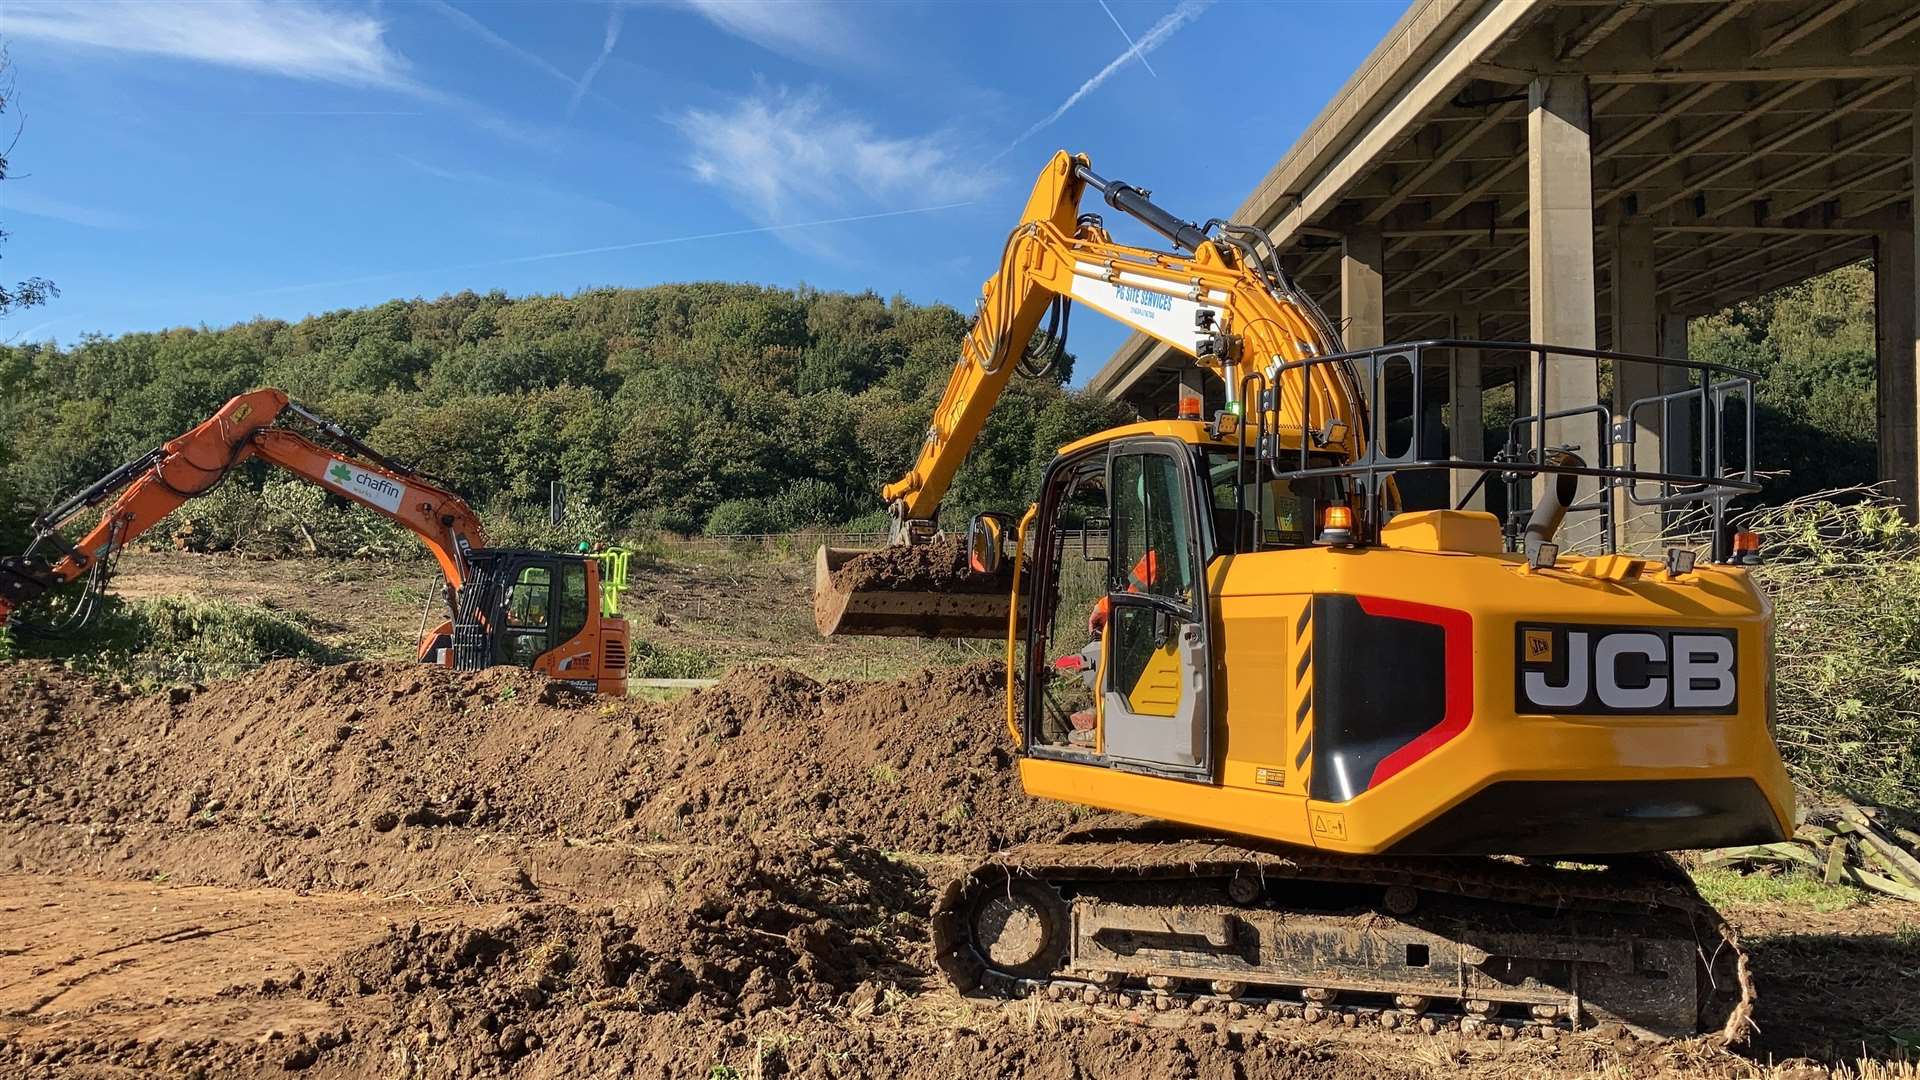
[1356,595,1474,789]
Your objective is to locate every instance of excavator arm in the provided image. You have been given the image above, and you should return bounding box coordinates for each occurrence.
[0,388,487,630]
[880,150,1365,529]
[817,151,1370,638]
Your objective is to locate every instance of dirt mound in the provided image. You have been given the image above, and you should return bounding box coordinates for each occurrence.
[295,838,927,1073]
[638,662,1075,851]
[0,657,1070,856]
[1,659,645,841]
[828,536,1008,594]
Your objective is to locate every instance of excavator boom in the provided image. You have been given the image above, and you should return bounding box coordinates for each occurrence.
[0,389,482,626]
[879,151,1361,527]
[820,152,1366,637]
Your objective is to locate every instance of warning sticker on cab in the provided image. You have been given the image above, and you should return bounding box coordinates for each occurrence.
[322,458,406,515]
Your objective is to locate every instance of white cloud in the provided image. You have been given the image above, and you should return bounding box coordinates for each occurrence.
[10,0,551,147]
[1003,0,1211,158]
[670,0,864,65]
[674,86,987,239]
[4,189,133,230]
[6,0,413,89]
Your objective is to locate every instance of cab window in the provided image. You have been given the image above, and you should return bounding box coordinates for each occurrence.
[1206,451,1345,551]
[555,561,589,641]
[505,566,552,627]
[1111,451,1194,604]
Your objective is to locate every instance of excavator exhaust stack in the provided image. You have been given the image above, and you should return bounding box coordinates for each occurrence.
[813,544,1019,639]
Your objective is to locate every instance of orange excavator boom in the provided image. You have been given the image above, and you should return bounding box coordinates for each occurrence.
[0,388,483,628]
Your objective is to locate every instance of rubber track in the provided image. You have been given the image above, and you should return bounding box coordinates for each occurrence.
[932,833,1754,1044]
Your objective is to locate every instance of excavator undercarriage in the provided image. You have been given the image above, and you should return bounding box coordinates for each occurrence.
[934,820,1751,1042]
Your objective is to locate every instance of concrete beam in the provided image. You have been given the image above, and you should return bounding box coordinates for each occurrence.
[1876,222,1919,515]
[1450,309,1486,509]
[1341,225,1387,349]
[1528,74,1600,513]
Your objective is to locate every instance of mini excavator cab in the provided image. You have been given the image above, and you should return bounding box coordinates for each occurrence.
[425,548,627,695]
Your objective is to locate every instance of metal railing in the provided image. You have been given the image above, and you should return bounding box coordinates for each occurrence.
[1234,339,1761,560]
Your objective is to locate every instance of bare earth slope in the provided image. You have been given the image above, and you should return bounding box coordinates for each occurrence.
[1,659,1915,1079]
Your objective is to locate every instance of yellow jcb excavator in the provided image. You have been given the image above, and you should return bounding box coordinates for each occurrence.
[816,151,1792,1040]
[0,389,630,695]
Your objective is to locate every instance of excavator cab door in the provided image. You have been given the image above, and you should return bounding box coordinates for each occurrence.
[498,561,557,667]
[1099,441,1213,777]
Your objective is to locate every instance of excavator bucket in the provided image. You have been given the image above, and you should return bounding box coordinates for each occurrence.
[813,543,1018,639]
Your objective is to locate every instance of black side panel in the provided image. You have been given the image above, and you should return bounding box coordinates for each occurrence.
[1309,595,1446,803]
[1391,778,1787,855]
[452,569,496,672]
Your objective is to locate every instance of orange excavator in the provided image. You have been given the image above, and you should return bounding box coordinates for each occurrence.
[0,388,629,695]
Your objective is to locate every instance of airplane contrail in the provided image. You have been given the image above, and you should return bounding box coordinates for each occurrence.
[568,6,625,118]
[244,201,977,296]
[1097,0,1156,78]
[1001,0,1210,160]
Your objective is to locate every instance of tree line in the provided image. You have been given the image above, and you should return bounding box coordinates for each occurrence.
[0,263,1886,555]
[0,283,1130,549]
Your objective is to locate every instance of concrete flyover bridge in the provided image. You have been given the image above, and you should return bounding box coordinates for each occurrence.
[1088,0,1920,541]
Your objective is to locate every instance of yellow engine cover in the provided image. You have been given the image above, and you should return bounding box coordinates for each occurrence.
[1019,544,1793,858]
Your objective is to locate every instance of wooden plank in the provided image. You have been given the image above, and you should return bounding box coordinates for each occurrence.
[1704,843,1820,871]
[1852,869,1920,903]
[1824,838,1849,885]
[1840,807,1920,887]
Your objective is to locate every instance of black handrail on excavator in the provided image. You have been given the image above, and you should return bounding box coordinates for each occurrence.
[1236,339,1761,561]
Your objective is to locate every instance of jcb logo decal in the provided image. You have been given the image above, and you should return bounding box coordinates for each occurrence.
[1515,624,1737,715]
[1523,629,1554,664]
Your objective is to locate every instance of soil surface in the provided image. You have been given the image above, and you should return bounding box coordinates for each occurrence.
[828,537,1010,595]
[107,547,974,680]
[2,658,1915,1079]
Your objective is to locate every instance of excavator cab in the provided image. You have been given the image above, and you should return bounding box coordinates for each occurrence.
[424,548,628,695]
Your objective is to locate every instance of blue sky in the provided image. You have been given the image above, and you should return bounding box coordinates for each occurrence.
[3,0,1405,382]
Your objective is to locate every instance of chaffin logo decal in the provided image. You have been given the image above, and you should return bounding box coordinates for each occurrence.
[322,458,407,515]
[1515,624,1737,715]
